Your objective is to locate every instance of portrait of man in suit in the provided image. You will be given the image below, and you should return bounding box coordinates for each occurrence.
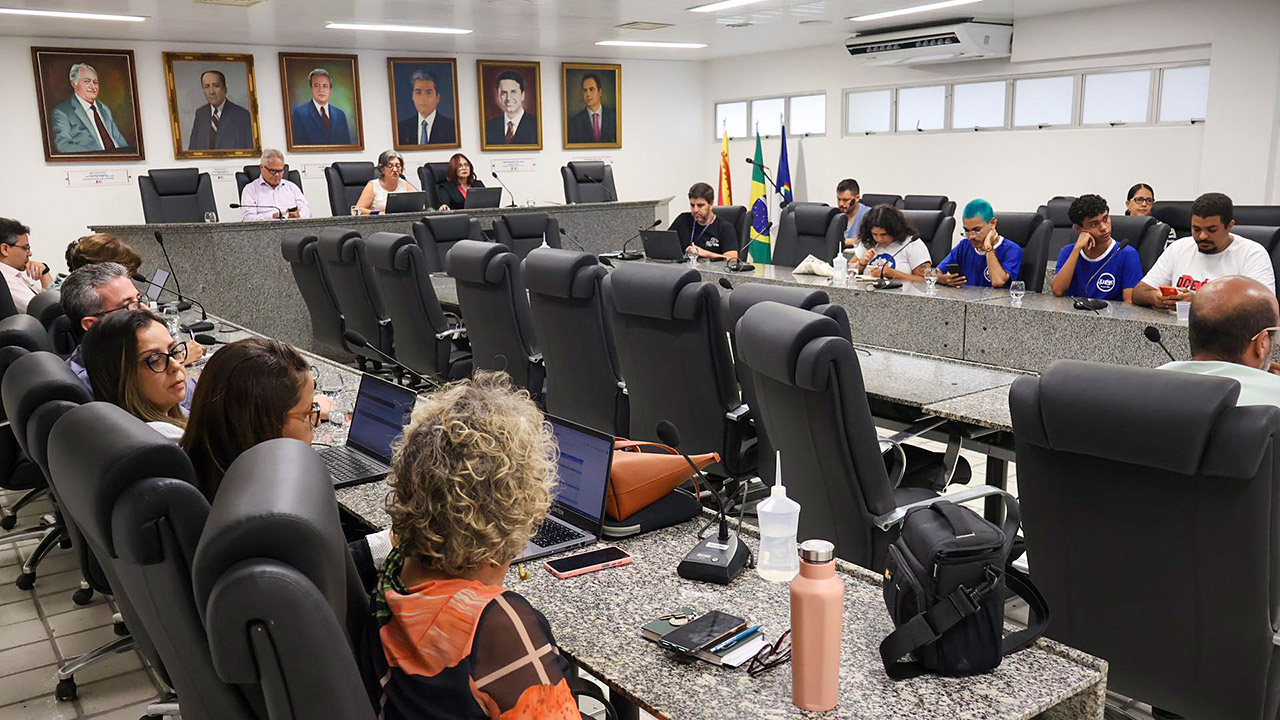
[163,52,261,159]
[32,47,144,161]
[292,69,351,145]
[477,60,542,151]
[188,70,253,150]
[562,63,621,150]
[392,64,458,149]
[50,63,129,154]
[279,53,363,152]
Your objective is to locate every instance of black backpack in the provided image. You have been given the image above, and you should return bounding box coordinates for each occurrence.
[880,495,1048,680]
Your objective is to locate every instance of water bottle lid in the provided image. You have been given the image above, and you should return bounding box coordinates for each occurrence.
[798,539,835,563]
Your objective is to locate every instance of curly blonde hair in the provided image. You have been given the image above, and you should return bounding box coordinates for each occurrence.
[386,372,556,576]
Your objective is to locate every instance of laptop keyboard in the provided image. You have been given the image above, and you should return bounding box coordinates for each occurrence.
[530,520,586,548]
[317,446,387,485]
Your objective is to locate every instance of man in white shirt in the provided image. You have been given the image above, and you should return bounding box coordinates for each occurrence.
[0,218,51,312]
[240,148,310,221]
[1160,275,1280,407]
[1134,192,1274,308]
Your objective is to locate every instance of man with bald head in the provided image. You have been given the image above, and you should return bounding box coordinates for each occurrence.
[1160,275,1280,406]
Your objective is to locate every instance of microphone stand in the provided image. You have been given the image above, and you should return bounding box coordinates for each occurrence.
[557,228,589,252]
[602,220,660,262]
[344,330,441,389]
[658,421,749,585]
[490,171,520,208]
[1072,239,1131,311]
[229,202,286,219]
[583,174,616,202]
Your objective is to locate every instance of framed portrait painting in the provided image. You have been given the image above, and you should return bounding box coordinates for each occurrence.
[163,52,261,159]
[31,46,144,162]
[387,58,460,151]
[562,63,621,150]
[279,52,363,152]
[476,59,542,152]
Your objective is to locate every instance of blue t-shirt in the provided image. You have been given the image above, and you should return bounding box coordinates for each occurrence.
[938,238,1022,287]
[843,203,870,240]
[1054,242,1143,300]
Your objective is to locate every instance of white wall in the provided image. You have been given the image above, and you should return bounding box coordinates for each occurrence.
[704,0,1280,217]
[0,36,707,274]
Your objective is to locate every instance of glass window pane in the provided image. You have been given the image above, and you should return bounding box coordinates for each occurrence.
[788,94,826,135]
[1082,70,1151,124]
[846,89,891,134]
[897,85,946,131]
[1013,76,1075,127]
[716,101,747,139]
[1160,65,1210,122]
[952,81,1006,129]
[751,97,785,136]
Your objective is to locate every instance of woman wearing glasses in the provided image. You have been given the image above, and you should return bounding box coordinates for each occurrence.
[435,153,484,211]
[1126,182,1178,246]
[354,149,417,215]
[81,309,190,441]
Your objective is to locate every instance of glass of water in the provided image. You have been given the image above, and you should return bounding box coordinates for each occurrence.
[1010,280,1026,304]
[203,211,217,224]
[350,205,361,216]
[160,305,182,338]
[685,245,699,266]
[924,268,940,293]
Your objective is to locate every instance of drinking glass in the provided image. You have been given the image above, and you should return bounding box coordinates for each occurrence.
[924,268,940,294]
[203,212,217,224]
[350,205,360,216]
[685,245,699,266]
[1010,280,1026,304]
[160,305,182,338]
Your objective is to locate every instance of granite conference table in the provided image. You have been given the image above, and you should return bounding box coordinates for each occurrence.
[92,198,670,353]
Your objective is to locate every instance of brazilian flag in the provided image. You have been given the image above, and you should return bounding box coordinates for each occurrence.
[748,132,771,263]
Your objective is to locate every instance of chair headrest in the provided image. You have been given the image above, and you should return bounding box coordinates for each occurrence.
[1110,215,1157,244]
[423,162,450,185]
[792,205,840,236]
[524,248,602,300]
[901,209,943,236]
[1015,360,1242,475]
[737,302,843,388]
[714,206,746,224]
[365,232,417,271]
[726,283,830,330]
[331,162,375,186]
[1,351,90,447]
[193,439,348,620]
[569,161,607,183]
[994,212,1044,247]
[423,213,478,241]
[148,168,202,196]
[1233,225,1280,250]
[607,262,710,321]
[447,240,512,284]
[280,230,319,265]
[0,314,54,353]
[1045,197,1076,227]
[25,290,64,325]
[501,213,551,238]
[903,195,949,211]
[316,228,363,263]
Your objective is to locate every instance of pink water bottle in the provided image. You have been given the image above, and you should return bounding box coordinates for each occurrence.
[790,539,843,711]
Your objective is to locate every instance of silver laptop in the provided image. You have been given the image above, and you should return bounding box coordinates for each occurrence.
[463,186,504,209]
[316,373,418,488]
[514,415,615,562]
[641,229,685,262]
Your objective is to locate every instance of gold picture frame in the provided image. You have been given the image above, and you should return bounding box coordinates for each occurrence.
[31,46,145,162]
[476,59,543,152]
[163,52,261,160]
[562,62,621,150]
[387,57,461,151]
[279,52,364,152]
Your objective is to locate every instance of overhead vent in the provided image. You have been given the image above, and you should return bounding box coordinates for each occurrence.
[615,21,674,31]
[846,21,1011,66]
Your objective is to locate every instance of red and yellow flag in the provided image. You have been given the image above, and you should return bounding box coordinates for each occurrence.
[717,128,733,206]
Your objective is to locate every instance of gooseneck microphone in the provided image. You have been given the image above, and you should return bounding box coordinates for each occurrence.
[727,221,767,273]
[229,202,286,219]
[744,156,778,192]
[557,227,589,252]
[606,219,660,262]
[718,278,733,290]
[343,330,440,389]
[868,238,914,290]
[132,272,213,333]
[149,230,216,336]
[152,231,182,300]
[581,174,616,202]
[1144,325,1177,362]
[490,171,519,208]
[659,420,749,585]
[1073,239,1131,311]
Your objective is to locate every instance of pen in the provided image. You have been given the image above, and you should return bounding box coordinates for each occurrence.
[709,625,761,654]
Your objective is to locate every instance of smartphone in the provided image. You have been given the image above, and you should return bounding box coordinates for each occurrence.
[945,263,962,276]
[544,546,633,579]
[286,206,299,214]
[1160,285,1182,297]
[658,610,747,654]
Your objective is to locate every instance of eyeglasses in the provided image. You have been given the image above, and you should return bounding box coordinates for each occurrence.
[1253,326,1280,344]
[746,629,791,678]
[1130,197,1155,205]
[90,294,144,318]
[262,166,286,175]
[141,342,188,373]
[3,242,31,253]
[962,226,987,236]
[289,401,322,429]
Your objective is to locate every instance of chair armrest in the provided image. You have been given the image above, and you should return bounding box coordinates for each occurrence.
[725,404,750,423]
[530,353,544,366]
[882,416,948,445]
[878,438,908,490]
[434,327,467,341]
[0,420,9,431]
[873,486,1013,531]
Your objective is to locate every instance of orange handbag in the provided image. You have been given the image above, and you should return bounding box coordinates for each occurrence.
[606,439,719,521]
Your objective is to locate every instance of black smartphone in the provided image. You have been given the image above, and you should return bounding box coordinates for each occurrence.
[544,546,633,579]
[658,610,746,654]
[945,263,962,275]
[287,206,299,213]
[709,257,727,262]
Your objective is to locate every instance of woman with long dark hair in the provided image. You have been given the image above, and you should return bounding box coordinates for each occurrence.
[435,152,484,211]
[852,205,933,282]
[81,309,189,439]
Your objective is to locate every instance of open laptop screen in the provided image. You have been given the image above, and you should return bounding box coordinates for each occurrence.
[548,416,613,531]
[345,374,417,462]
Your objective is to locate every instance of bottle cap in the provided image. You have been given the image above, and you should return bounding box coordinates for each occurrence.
[798,539,835,563]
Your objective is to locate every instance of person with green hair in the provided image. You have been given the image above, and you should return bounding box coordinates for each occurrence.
[936,199,1022,288]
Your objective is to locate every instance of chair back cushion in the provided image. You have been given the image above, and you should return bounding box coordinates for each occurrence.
[773,205,844,267]
[316,228,393,356]
[446,241,542,396]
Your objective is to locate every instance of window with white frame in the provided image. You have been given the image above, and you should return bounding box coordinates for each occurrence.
[846,89,892,134]
[1082,70,1151,125]
[896,85,946,132]
[1159,65,1210,123]
[715,101,747,139]
[1013,75,1075,127]
[952,81,1006,129]
[788,94,826,135]
[751,97,786,136]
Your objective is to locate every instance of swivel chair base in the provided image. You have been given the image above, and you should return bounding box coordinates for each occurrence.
[0,486,48,530]
[56,631,137,701]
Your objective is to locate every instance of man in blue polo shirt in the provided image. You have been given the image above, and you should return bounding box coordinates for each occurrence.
[937,199,1021,288]
[1051,194,1143,302]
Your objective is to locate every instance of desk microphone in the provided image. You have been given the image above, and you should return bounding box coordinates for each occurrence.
[149,231,215,335]
[718,278,733,290]
[343,330,440,389]
[489,171,520,208]
[869,239,914,290]
[727,221,768,273]
[557,227,589,253]
[744,157,778,193]
[1072,239,1131,311]
[1143,325,1177,362]
[581,174,615,202]
[132,272,214,334]
[228,202,286,218]
[604,219,660,262]
[659,420,749,585]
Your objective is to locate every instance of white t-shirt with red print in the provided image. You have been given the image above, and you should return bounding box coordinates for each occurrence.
[1140,234,1275,293]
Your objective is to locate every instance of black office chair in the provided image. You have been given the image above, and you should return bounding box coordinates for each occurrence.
[324,162,376,216]
[194,439,374,720]
[413,215,485,274]
[316,228,394,372]
[861,193,903,209]
[1151,200,1192,239]
[26,290,76,358]
[1232,226,1280,296]
[561,161,617,204]
[139,169,217,224]
[903,194,957,216]
[525,248,627,436]
[995,212,1053,293]
[365,232,472,383]
[1010,360,1280,719]
[771,205,845,267]
[736,301,996,571]
[446,241,544,402]
[1041,197,1080,259]
[235,164,302,197]
[416,161,450,210]
[1111,215,1174,274]
[281,230,349,356]
[1234,206,1280,227]
[493,213,561,260]
[712,205,749,250]
[0,276,17,322]
[901,209,958,267]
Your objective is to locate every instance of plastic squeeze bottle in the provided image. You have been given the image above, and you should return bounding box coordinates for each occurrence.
[755,451,800,582]
[790,539,843,712]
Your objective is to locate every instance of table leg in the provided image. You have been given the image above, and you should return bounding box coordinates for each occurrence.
[612,692,641,720]
[984,456,1007,524]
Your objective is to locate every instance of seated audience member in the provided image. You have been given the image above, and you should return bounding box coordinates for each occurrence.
[355,150,416,215]
[851,205,932,282]
[837,178,870,248]
[1133,192,1275,309]
[1126,182,1177,246]
[0,217,52,312]
[81,309,188,440]
[60,263,199,408]
[669,182,739,261]
[436,153,484,211]
[65,233,142,275]
[358,372,579,719]
[240,148,311,221]
[1051,194,1142,302]
[936,199,1022,288]
[1160,275,1280,406]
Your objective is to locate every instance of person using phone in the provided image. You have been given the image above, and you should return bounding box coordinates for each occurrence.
[358,372,580,719]
[1051,194,1143,302]
[1133,192,1275,309]
[935,199,1022,289]
[850,205,932,282]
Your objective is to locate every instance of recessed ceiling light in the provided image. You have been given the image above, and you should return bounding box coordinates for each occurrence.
[689,0,769,12]
[596,40,708,49]
[848,0,982,22]
[325,22,471,35]
[0,7,146,22]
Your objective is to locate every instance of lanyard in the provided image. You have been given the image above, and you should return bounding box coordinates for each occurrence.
[691,220,711,246]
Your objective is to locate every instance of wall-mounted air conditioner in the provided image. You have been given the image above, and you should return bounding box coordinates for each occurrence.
[846,22,1012,66]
